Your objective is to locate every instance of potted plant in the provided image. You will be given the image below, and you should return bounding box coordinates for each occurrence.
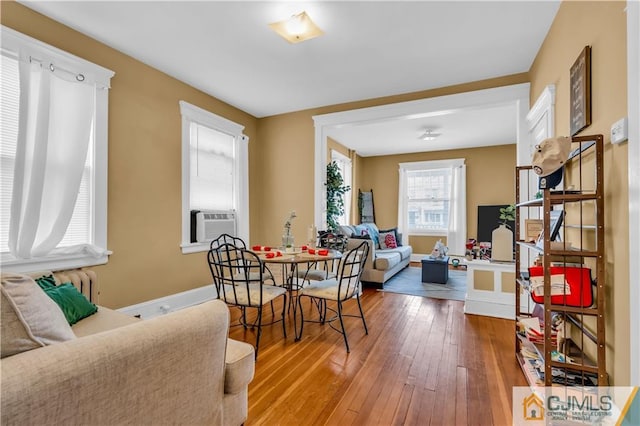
[499,204,516,227]
[325,161,350,233]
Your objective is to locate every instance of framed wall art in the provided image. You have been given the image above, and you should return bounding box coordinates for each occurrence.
[570,46,592,136]
[524,219,543,243]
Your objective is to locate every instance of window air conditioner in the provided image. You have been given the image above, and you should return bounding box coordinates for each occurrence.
[196,210,236,242]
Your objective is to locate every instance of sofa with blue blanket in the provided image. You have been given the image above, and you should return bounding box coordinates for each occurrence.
[338,223,413,287]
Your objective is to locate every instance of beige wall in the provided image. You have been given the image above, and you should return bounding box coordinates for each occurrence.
[1,2,259,308]
[359,144,516,254]
[529,1,629,384]
[255,75,528,248]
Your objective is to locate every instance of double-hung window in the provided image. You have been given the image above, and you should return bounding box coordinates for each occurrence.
[404,166,452,233]
[398,159,466,254]
[0,26,114,272]
[179,101,249,253]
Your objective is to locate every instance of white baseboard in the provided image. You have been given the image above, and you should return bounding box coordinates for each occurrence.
[118,284,216,319]
[464,298,515,320]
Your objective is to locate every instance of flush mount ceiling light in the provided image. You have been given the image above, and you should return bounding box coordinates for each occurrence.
[269,11,324,44]
[419,129,442,141]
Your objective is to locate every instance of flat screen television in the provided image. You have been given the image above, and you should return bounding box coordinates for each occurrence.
[477,204,515,244]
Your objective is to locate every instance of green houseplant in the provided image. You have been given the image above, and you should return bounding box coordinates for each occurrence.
[499,204,516,228]
[326,161,350,232]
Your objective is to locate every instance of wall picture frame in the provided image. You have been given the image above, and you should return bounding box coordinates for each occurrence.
[570,46,592,136]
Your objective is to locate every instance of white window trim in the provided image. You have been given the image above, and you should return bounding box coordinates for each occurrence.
[179,101,249,254]
[398,158,464,237]
[0,26,114,273]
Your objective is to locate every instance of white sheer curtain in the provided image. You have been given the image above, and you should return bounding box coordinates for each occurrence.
[9,60,95,258]
[447,163,466,256]
[397,166,408,246]
[342,157,352,225]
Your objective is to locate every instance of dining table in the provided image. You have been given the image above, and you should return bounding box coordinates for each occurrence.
[250,245,342,338]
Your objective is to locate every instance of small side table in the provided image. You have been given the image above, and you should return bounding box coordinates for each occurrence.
[421,256,449,284]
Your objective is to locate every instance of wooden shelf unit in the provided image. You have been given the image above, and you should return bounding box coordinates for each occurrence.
[514,134,607,387]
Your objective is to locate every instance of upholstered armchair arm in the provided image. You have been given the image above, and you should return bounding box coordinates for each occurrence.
[346,238,375,270]
[1,300,244,425]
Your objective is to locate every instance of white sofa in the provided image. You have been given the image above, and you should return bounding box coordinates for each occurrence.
[339,224,412,287]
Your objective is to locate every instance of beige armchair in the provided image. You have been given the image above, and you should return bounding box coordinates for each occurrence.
[1,270,255,426]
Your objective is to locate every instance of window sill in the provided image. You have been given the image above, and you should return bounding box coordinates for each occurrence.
[0,252,111,273]
[407,230,448,237]
[181,242,211,254]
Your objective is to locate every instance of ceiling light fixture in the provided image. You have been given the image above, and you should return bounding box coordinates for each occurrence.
[269,11,324,44]
[419,129,442,141]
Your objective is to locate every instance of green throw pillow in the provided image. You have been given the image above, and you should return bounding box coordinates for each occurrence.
[35,274,57,289]
[40,283,98,325]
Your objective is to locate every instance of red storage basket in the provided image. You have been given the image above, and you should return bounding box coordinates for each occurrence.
[528,266,594,307]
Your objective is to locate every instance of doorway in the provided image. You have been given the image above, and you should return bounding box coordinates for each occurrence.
[312,83,531,230]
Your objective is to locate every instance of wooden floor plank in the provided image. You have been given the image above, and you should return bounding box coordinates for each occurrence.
[455,366,469,426]
[227,287,526,425]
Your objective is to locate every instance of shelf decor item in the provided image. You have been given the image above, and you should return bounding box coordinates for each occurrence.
[491,204,515,262]
[569,46,592,136]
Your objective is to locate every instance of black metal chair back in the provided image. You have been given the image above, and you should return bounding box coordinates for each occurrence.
[318,231,348,252]
[208,242,264,307]
[336,240,370,300]
[210,233,247,250]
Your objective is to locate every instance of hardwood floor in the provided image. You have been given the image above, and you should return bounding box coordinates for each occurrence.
[227,287,526,425]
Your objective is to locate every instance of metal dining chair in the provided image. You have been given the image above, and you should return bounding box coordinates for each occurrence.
[210,233,275,283]
[209,233,247,250]
[208,242,287,359]
[295,240,370,352]
[295,232,348,284]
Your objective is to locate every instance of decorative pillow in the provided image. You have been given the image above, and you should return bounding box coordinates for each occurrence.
[1,273,76,358]
[379,230,398,249]
[35,274,57,289]
[379,227,402,247]
[39,282,98,325]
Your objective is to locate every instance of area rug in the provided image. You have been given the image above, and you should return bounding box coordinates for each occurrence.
[379,267,467,301]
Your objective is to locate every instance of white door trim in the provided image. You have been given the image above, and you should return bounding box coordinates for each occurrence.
[525,84,555,164]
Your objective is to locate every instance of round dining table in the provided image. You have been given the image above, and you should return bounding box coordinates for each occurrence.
[252,246,342,338]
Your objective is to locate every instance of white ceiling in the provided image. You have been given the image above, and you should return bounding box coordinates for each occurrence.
[326,101,519,157]
[18,1,560,156]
